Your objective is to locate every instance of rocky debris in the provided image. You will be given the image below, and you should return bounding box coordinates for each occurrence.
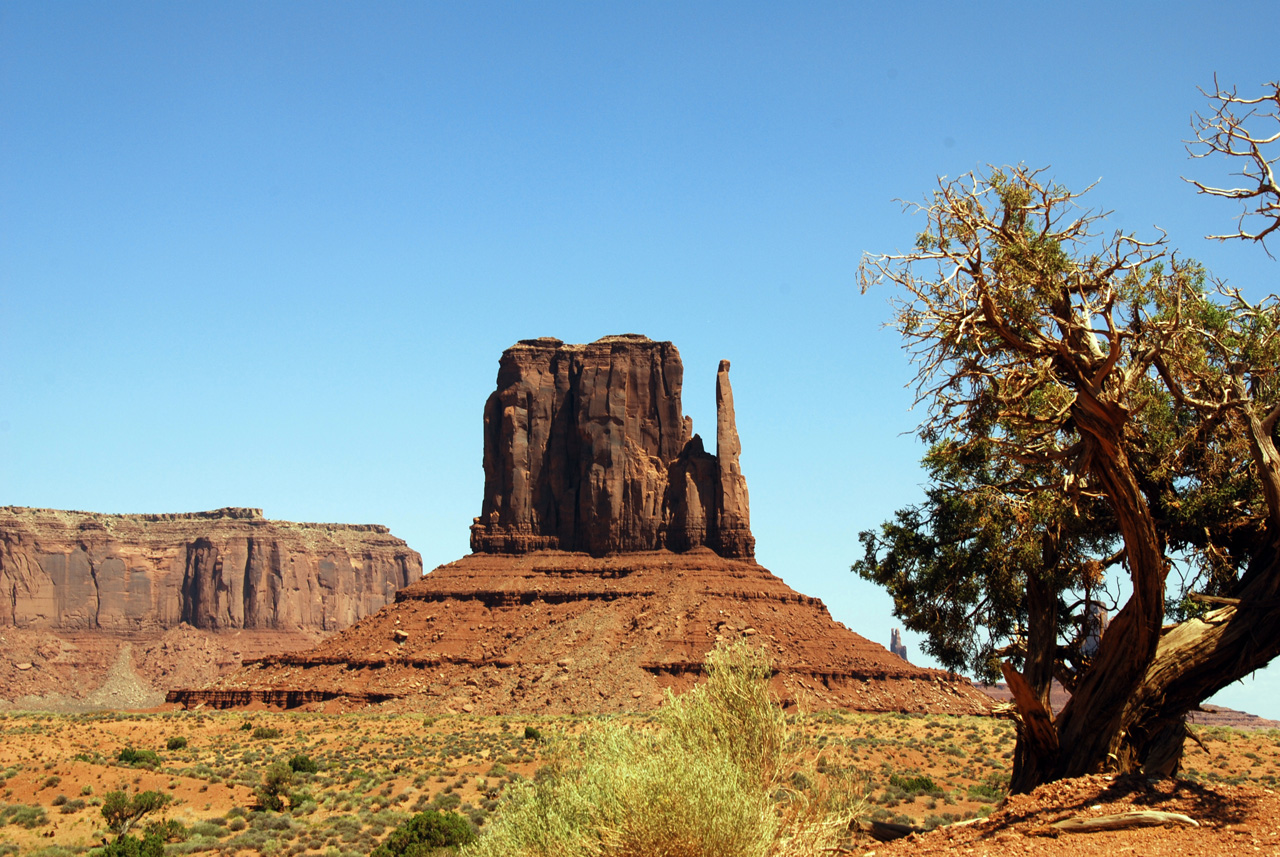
[868,773,1280,857]
[169,549,995,715]
[469,335,754,558]
[0,506,421,632]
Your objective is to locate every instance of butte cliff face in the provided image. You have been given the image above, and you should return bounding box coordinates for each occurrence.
[171,335,994,717]
[469,335,754,558]
[0,507,422,633]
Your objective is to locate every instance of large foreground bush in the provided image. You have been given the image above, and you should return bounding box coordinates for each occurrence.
[465,640,859,857]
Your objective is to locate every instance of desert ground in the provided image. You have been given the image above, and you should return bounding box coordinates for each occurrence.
[0,706,1275,856]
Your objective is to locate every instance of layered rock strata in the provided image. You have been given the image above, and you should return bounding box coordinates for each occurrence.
[169,550,994,715]
[169,334,991,716]
[0,507,422,633]
[469,335,754,558]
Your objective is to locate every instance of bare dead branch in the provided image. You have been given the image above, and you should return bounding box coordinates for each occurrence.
[1186,76,1280,253]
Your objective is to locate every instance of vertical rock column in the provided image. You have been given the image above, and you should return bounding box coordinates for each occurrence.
[714,360,754,557]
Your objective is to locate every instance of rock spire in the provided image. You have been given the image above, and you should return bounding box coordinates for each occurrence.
[469,335,754,557]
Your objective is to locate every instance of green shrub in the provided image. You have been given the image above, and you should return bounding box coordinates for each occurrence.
[166,736,188,751]
[888,773,940,796]
[185,820,227,839]
[0,802,48,828]
[101,790,173,836]
[288,754,319,774]
[522,726,542,742]
[431,793,461,811]
[371,810,475,856]
[252,727,283,740]
[467,639,860,857]
[95,832,164,857]
[144,817,189,843]
[258,762,294,812]
[117,748,161,768]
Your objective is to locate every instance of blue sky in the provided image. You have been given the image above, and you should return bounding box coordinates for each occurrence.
[3,2,1278,717]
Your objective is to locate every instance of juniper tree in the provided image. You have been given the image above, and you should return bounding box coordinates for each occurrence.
[856,80,1280,793]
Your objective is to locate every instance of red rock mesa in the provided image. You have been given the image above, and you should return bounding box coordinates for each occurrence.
[170,336,993,715]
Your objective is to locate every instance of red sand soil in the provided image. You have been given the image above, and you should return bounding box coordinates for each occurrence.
[865,773,1280,857]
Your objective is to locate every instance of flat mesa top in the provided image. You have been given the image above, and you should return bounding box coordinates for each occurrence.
[511,334,659,350]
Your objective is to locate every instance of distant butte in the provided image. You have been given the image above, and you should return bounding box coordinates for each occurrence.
[170,336,993,715]
[0,506,421,708]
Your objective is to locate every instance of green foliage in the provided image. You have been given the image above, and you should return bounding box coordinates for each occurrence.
[887,774,940,796]
[144,817,188,843]
[258,761,294,812]
[967,772,1008,801]
[100,790,173,836]
[854,438,1116,681]
[93,832,164,857]
[116,748,161,768]
[166,736,188,751]
[288,753,319,774]
[522,726,542,742]
[466,639,860,857]
[0,802,48,828]
[371,810,475,856]
[252,726,283,740]
[858,152,1280,736]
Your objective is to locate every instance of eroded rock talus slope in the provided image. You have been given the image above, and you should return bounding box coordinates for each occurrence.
[174,549,993,714]
[171,335,991,715]
[0,507,422,707]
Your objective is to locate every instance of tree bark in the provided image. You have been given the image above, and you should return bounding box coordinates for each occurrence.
[1002,661,1059,793]
[1049,394,1169,782]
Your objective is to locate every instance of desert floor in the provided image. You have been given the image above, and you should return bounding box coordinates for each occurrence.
[0,707,1275,856]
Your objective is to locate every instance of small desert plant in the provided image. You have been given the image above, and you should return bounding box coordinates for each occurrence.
[258,762,294,812]
[96,831,165,857]
[0,803,48,829]
[252,726,283,740]
[117,748,161,768]
[466,639,860,857]
[371,809,475,856]
[166,736,188,751]
[101,790,173,836]
[288,754,319,774]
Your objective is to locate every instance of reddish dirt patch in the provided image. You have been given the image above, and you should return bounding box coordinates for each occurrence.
[864,774,1280,857]
[1,625,324,712]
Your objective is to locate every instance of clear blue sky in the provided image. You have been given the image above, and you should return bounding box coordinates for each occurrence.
[3,2,1278,717]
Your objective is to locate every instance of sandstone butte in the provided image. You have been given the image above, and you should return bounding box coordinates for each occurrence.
[0,506,422,706]
[171,335,994,716]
